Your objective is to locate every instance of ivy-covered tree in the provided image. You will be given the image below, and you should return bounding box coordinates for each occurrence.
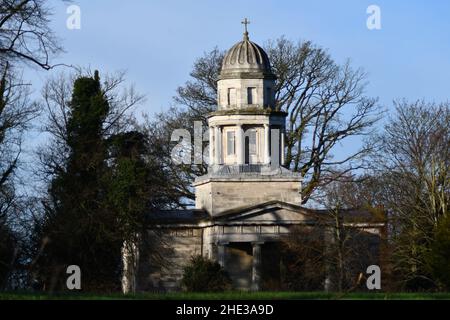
[33,70,179,292]
[34,71,120,291]
[427,214,450,290]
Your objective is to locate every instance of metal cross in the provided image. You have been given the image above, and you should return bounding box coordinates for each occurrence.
[241,18,250,33]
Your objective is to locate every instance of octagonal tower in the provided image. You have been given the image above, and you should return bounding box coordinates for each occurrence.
[194,27,302,216]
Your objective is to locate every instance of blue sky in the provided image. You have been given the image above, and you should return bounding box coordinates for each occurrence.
[27,0,450,113]
[20,0,450,182]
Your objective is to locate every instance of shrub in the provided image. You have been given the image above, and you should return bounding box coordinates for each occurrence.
[181,255,232,292]
[427,214,450,290]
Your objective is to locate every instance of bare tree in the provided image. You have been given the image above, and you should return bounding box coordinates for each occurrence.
[0,0,62,288]
[267,39,382,203]
[0,0,62,70]
[371,100,450,290]
[139,107,207,206]
[280,225,326,291]
[174,47,224,121]
[0,63,39,217]
[319,179,387,292]
[172,38,382,204]
[0,62,39,288]
[280,204,384,292]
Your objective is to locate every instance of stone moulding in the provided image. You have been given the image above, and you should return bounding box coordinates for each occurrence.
[208,108,287,117]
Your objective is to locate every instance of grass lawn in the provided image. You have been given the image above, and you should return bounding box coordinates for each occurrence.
[1,291,450,300]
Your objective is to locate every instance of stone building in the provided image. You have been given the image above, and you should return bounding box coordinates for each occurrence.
[122,26,386,293]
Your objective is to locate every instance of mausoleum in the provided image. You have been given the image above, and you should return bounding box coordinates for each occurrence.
[122,24,386,293]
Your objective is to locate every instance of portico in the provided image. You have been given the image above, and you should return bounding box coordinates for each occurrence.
[216,241,263,291]
[200,201,321,291]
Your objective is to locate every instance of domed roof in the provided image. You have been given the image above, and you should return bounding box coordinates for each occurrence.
[220,32,276,79]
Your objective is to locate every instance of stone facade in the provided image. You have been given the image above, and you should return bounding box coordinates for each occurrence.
[134,202,386,292]
[194,177,302,217]
[123,28,387,293]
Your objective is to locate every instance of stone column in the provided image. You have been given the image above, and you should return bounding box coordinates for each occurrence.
[218,126,223,164]
[214,126,221,165]
[324,226,335,292]
[251,242,263,291]
[209,126,214,166]
[236,124,244,165]
[281,127,285,166]
[218,243,226,268]
[264,124,270,165]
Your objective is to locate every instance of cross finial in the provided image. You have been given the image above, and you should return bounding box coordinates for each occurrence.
[241,18,250,40]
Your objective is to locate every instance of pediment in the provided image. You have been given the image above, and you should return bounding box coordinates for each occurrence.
[213,200,318,224]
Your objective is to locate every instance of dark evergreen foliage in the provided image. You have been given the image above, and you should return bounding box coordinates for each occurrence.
[181,255,232,292]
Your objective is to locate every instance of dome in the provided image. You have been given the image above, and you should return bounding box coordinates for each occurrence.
[220,32,276,79]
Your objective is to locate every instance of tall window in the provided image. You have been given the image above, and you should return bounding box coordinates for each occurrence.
[245,129,258,164]
[247,87,256,104]
[227,131,235,155]
[265,87,272,105]
[227,88,236,106]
